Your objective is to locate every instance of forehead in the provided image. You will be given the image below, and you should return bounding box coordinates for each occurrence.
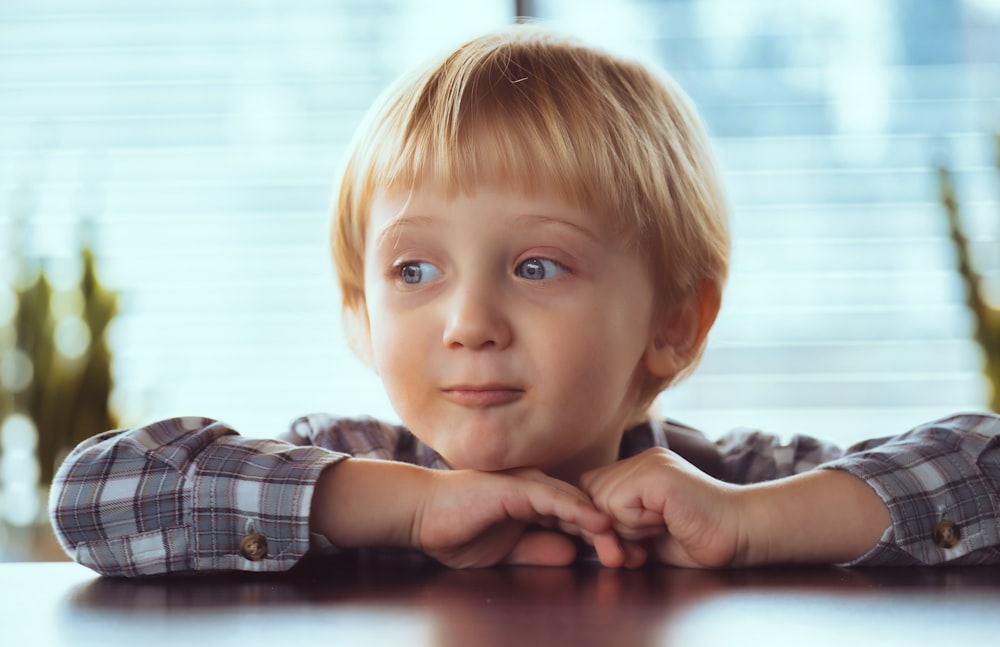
[367,184,612,244]
[360,80,642,247]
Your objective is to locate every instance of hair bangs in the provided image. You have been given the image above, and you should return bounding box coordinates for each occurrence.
[363,39,641,244]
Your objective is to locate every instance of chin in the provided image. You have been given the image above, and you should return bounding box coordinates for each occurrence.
[449,453,518,473]
[431,423,524,472]
[444,441,523,473]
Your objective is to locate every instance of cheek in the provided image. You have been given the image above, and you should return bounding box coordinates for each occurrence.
[369,325,419,412]
[554,306,650,390]
[369,316,405,373]
[364,299,398,372]
[368,305,431,386]
[542,316,638,382]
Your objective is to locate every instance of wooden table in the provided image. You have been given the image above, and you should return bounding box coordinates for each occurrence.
[2,555,998,646]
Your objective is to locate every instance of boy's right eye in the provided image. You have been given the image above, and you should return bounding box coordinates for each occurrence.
[397,261,441,285]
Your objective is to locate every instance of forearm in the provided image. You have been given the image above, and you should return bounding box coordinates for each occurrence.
[738,469,890,566]
[50,417,343,576]
[310,458,431,549]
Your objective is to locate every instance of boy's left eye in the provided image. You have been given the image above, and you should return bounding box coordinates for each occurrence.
[397,261,442,285]
[515,257,566,281]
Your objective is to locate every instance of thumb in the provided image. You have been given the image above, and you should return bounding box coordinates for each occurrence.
[503,530,578,567]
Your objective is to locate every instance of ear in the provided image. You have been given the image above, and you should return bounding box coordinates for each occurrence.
[343,301,375,370]
[643,279,722,380]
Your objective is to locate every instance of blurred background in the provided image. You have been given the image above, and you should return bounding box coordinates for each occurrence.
[1,0,998,558]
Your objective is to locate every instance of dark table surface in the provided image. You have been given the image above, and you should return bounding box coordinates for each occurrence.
[3,555,999,646]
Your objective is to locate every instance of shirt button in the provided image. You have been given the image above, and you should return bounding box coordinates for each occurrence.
[932,520,960,548]
[239,532,269,561]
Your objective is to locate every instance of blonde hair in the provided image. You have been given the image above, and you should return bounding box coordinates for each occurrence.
[332,26,729,403]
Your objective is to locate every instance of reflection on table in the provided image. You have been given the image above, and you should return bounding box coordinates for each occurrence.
[3,553,999,646]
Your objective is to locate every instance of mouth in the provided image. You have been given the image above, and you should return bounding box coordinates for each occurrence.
[440,385,525,408]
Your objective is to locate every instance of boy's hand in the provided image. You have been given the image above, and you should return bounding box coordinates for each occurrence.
[580,447,891,568]
[413,468,624,568]
[579,448,745,568]
[312,459,626,569]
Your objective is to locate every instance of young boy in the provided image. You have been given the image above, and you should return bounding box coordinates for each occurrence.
[50,26,999,576]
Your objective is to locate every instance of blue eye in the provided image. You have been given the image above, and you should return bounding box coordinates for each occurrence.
[398,261,441,285]
[515,257,565,281]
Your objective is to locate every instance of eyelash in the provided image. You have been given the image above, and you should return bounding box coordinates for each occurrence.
[389,255,572,287]
[515,257,569,281]
[392,260,441,285]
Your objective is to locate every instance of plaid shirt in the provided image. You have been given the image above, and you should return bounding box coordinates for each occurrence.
[49,413,1000,576]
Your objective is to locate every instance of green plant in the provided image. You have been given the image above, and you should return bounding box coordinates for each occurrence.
[938,134,1000,412]
[0,245,118,486]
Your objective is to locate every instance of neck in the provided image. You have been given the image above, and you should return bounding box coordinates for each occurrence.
[542,420,648,484]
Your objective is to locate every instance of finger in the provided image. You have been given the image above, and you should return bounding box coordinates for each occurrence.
[612,519,665,542]
[590,530,626,568]
[578,459,636,499]
[578,471,626,516]
[621,541,649,569]
[577,466,602,493]
[504,531,577,567]
[513,468,596,504]
[506,481,612,536]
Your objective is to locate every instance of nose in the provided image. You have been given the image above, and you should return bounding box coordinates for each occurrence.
[442,282,513,351]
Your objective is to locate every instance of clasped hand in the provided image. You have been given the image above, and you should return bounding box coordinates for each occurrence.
[413,448,744,569]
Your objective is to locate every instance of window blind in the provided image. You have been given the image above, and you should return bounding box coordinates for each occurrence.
[1,0,996,446]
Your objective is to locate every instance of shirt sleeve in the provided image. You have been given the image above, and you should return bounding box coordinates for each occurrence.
[48,416,347,577]
[716,413,1000,566]
[823,414,1000,566]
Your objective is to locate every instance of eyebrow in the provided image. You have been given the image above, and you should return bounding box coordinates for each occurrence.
[373,214,438,250]
[514,213,602,243]
[372,210,602,250]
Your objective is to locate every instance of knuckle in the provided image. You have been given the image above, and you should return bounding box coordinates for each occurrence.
[642,446,673,460]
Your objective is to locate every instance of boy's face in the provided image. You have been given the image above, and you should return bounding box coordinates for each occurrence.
[362,185,659,481]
